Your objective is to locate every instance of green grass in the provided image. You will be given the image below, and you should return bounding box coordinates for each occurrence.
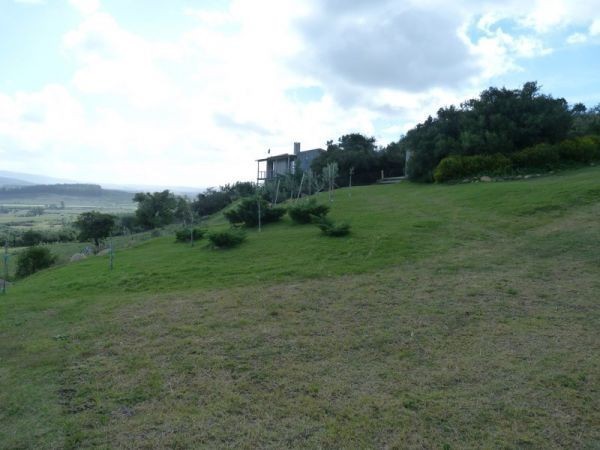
[1,167,599,448]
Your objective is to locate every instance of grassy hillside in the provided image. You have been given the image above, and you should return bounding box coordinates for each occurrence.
[1,167,599,448]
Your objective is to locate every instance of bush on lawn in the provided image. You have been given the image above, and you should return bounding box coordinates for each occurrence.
[288,198,330,224]
[16,246,56,278]
[434,153,512,182]
[224,197,285,227]
[315,216,351,237]
[207,229,246,249]
[175,228,206,243]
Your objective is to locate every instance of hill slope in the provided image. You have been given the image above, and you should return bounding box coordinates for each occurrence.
[1,167,599,448]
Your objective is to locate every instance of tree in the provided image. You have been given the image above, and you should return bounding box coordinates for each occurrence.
[74,211,116,246]
[402,81,573,181]
[311,133,380,185]
[133,190,178,229]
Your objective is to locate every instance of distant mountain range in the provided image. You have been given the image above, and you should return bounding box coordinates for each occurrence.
[0,170,76,186]
[0,176,34,187]
[0,170,205,195]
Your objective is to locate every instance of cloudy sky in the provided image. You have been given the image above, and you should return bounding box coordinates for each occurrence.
[1,0,599,188]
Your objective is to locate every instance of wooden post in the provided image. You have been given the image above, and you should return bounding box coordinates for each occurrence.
[2,241,8,294]
[274,178,280,204]
[109,238,114,271]
[257,195,262,233]
[297,172,305,200]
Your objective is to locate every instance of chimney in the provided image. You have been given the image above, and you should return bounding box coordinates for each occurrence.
[293,142,301,155]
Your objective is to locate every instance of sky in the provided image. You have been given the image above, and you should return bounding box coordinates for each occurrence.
[1,0,599,189]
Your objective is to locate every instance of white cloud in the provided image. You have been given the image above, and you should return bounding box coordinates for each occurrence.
[590,19,600,36]
[68,0,100,16]
[13,0,45,4]
[2,0,600,187]
[567,33,588,44]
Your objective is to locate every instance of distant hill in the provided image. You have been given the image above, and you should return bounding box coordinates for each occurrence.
[0,183,130,198]
[0,183,134,209]
[0,170,75,185]
[0,176,34,187]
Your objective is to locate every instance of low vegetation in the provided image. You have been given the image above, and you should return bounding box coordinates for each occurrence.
[288,198,330,224]
[207,228,246,248]
[434,135,600,182]
[15,246,56,278]
[174,227,206,243]
[315,216,351,236]
[224,196,286,227]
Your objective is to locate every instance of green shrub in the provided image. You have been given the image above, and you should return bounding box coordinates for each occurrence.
[510,143,560,169]
[16,246,56,278]
[224,197,285,227]
[175,228,206,243]
[288,198,330,224]
[434,153,512,182]
[20,230,45,246]
[207,229,246,248]
[559,136,600,163]
[315,217,351,237]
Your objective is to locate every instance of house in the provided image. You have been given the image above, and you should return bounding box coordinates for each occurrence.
[256,142,325,183]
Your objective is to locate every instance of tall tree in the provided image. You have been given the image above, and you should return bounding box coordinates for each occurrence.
[133,190,178,229]
[311,133,380,185]
[74,211,116,246]
[403,81,573,181]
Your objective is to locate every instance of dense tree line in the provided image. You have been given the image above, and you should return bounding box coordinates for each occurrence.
[310,133,405,186]
[400,81,599,181]
[0,184,104,197]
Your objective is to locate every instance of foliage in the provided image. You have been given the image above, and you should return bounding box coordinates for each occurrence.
[570,103,600,136]
[175,228,206,243]
[192,182,257,217]
[510,143,560,170]
[434,154,512,182]
[25,207,45,217]
[288,198,330,224]
[433,135,600,181]
[378,141,406,177]
[220,181,257,199]
[403,82,573,181]
[15,246,56,278]
[20,229,44,246]
[207,228,246,248]
[192,190,233,217]
[116,214,144,234]
[311,133,381,185]
[133,190,178,229]
[74,211,116,246]
[558,135,600,163]
[315,216,351,237]
[224,196,285,227]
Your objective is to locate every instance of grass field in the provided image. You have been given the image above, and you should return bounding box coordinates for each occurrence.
[1,168,599,448]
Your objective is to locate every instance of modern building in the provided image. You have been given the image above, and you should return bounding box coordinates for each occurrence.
[256,142,325,183]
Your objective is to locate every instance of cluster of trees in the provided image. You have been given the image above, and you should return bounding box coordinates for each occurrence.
[307,82,599,184]
[401,82,600,181]
[310,134,405,186]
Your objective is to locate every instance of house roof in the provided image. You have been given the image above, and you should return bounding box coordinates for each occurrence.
[256,153,296,162]
[256,148,325,162]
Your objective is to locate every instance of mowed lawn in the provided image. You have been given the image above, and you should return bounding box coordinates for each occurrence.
[1,168,599,448]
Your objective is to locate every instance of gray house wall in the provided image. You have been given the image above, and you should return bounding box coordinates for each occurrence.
[296,149,324,172]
